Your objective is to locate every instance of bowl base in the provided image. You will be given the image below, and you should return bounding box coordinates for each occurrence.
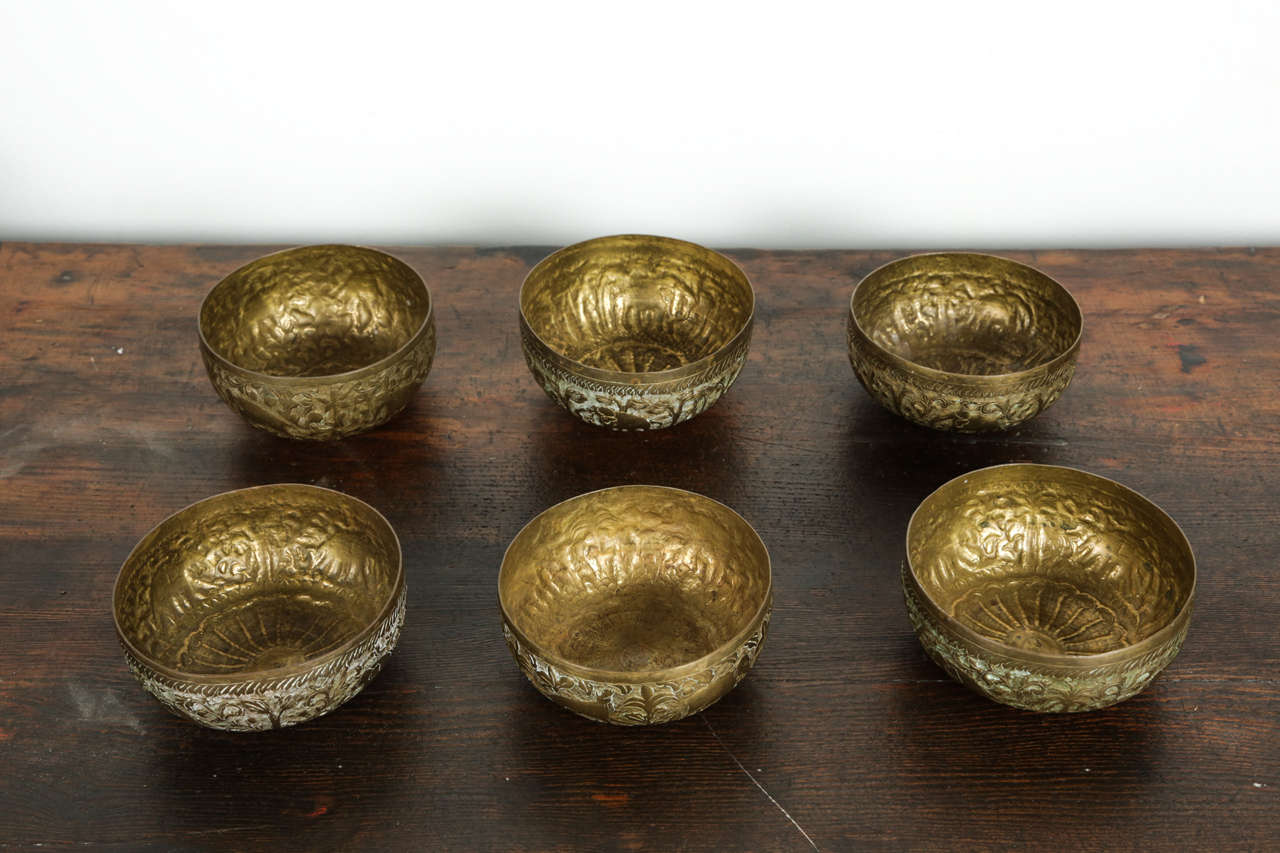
[277,333,402,377]
[575,338,694,372]
[890,343,1044,376]
[547,583,729,672]
[174,592,369,676]
[949,574,1134,656]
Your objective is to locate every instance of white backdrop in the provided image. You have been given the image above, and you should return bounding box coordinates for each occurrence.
[2,1,1278,248]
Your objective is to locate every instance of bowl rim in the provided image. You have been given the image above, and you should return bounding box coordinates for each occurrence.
[113,483,405,685]
[848,251,1083,385]
[905,463,1197,669]
[198,244,434,385]
[518,234,755,384]
[498,484,773,684]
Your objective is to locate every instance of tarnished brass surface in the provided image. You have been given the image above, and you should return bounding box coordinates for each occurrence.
[499,486,772,724]
[113,484,405,730]
[905,464,1195,712]
[199,245,436,440]
[520,235,754,430]
[848,253,1081,431]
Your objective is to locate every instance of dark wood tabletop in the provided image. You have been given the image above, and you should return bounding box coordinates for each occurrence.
[1,243,1276,852]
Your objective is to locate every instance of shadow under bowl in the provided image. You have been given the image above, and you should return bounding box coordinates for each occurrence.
[847,252,1081,432]
[904,464,1195,712]
[199,244,436,440]
[499,485,772,724]
[113,484,406,731]
[519,234,754,430]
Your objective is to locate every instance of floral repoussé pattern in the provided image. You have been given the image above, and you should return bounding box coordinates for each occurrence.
[845,253,1081,432]
[125,586,406,731]
[522,324,751,431]
[202,321,435,440]
[847,320,1076,433]
[903,568,1187,712]
[503,607,770,725]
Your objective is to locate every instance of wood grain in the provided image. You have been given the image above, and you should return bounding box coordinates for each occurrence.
[1,242,1276,851]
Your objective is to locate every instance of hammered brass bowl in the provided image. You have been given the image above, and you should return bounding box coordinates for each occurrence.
[500,485,772,725]
[848,253,1082,432]
[113,484,406,731]
[199,244,436,440]
[519,235,754,430]
[904,464,1195,712]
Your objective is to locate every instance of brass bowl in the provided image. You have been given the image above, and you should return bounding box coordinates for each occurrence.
[847,252,1081,432]
[113,484,406,731]
[904,464,1195,712]
[519,235,754,430]
[499,486,772,725]
[199,244,436,440]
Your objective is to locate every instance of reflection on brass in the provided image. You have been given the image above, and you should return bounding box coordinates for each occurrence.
[113,484,405,731]
[199,245,436,440]
[847,253,1081,432]
[520,235,754,430]
[499,486,772,724]
[904,464,1195,712]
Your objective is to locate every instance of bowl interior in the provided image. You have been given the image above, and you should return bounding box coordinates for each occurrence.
[521,235,752,373]
[500,486,770,675]
[908,466,1193,656]
[201,245,430,377]
[853,253,1080,376]
[115,485,401,678]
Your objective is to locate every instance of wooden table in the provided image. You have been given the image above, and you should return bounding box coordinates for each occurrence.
[1,243,1276,851]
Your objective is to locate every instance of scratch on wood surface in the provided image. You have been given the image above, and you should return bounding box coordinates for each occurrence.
[0,428,48,479]
[703,716,820,851]
[65,683,144,734]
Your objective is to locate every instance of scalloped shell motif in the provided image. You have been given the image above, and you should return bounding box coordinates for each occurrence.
[521,325,751,431]
[125,586,406,731]
[503,606,770,725]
